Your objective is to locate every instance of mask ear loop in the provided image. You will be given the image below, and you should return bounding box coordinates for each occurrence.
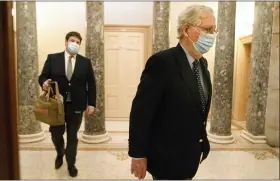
[185,24,201,42]
[184,25,202,58]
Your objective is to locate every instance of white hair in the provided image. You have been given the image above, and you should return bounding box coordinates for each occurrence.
[177,4,214,39]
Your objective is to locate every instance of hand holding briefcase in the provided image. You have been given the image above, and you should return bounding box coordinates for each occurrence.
[34,81,65,126]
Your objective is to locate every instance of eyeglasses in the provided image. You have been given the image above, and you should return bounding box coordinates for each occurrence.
[199,27,218,34]
[188,24,218,34]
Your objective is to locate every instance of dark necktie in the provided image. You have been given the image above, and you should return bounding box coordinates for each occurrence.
[193,60,207,113]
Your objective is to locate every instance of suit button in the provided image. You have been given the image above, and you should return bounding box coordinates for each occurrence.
[69,83,71,86]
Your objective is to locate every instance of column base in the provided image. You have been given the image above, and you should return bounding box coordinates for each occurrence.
[240,130,266,144]
[207,131,235,144]
[80,131,110,144]
[18,130,46,143]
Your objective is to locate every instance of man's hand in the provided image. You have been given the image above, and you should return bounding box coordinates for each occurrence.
[86,106,95,115]
[43,79,52,91]
[131,158,147,180]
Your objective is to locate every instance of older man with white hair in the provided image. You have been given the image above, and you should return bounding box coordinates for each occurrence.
[128,4,217,180]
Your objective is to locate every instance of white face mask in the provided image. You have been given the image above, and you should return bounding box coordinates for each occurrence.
[191,32,216,54]
[67,42,80,54]
[188,25,216,55]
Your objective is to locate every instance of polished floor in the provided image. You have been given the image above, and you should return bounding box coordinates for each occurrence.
[20,149,279,179]
[19,121,279,179]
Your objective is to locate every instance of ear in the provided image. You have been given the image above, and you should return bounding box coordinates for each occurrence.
[182,24,189,37]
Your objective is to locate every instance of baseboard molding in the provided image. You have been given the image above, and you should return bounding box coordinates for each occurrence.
[41,120,129,133]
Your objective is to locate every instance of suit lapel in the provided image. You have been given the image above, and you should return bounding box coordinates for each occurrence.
[70,54,81,81]
[174,44,203,115]
[58,52,66,77]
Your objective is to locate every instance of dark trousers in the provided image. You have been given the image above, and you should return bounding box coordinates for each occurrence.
[49,103,83,167]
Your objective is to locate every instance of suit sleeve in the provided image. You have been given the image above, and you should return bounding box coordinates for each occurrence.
[128,54,166,158]
[38,55,51,88]
[87,59,96,107]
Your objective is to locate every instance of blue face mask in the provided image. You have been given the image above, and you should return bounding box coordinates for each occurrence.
[193,32,216,54]
[67,42,80,54]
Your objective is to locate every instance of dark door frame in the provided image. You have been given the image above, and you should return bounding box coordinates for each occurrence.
[0,1,20,179]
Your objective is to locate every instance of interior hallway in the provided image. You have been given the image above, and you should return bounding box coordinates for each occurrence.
[1,1,278,180]
[19,121,279,179]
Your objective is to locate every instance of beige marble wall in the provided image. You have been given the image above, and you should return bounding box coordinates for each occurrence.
[36,2,87,73]
[265,2,279,147]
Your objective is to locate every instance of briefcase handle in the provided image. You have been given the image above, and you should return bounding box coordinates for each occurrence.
[47,81,63,114]
[49,81,61,99]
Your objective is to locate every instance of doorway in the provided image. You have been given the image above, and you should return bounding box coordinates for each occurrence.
[233,35,252,124]
[104,25,152,121]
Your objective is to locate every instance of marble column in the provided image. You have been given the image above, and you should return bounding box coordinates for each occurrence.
[208,2,236,144]
[152,2,170,54]
[265,2,280,147]
[241,2,274,144]
[80,2,110,144]
[265,2,279,147]
[16,2,45,143]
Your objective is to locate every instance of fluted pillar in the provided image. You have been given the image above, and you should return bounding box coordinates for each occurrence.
[16,2,45,143]
[208,2,236,144]
[80,2,109,144]
[265,2,279,147]
[152,2,170,53]
[241,2,274,144]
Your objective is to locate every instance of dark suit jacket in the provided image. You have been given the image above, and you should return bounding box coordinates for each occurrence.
[128,44,212,179]
[38,52,96,111]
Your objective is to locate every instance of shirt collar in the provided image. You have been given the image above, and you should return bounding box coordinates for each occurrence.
[65,50,77,58]
[179,43,195,67]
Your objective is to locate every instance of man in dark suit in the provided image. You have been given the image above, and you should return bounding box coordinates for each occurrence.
[129,5,217,180]
[38,31,96,177]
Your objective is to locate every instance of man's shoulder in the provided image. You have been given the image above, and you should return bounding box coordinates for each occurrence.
[153,47,177,58]
[77,54,91,62]
[48,52,64,58]
[148,47,177,66]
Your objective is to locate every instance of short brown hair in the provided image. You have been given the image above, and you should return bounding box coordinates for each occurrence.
[65,31,82,42]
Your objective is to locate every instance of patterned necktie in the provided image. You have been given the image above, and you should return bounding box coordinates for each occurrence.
[66,55,73,81]
[193,60,207,113]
